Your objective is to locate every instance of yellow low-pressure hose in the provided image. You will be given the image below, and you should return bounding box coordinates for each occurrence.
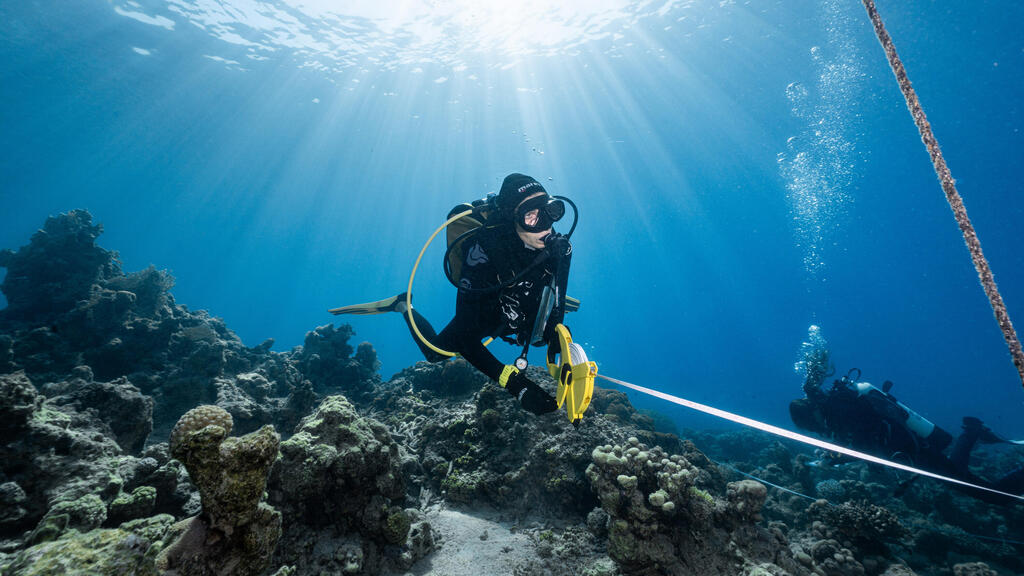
[405,209,493,357]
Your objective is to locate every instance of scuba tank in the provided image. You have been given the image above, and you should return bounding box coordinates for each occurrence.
[836,369,953,452]
[443,194,498,290]
[442,193,578,293]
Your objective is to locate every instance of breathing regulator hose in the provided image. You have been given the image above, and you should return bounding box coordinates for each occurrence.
[407,195,578,358]
[405,209,493,357]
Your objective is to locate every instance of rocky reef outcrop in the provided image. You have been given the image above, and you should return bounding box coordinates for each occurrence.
[0,210,379,445]
[0,370,152,544]
[0,210,121,324]
[587,438,806,575]
[2,515,174,576]
[364,362,693,520]
[156,405,282,575]
[268,395,431,574]
[3,210,1022,576]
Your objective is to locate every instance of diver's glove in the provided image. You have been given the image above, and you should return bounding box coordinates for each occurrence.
[498,365,558,415]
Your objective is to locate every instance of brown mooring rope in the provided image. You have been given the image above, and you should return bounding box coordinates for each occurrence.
[861,0,1024,389]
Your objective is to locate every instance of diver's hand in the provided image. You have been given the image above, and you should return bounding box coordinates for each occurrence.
[501,368,558,415]
[544,323,569,347]
[520,379,558,415]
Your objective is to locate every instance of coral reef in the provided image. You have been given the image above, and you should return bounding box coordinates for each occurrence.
[2,515,174,576]
[809,499,908,554]
[587,438,806,576]
[0,210,121,323]
[291,324,380,399]
[0,210,378,445]
[367,361,697,522]
[267,395,427,574]
[157,405,282,575]
[2,210,1022,576]
[815,479,846,503]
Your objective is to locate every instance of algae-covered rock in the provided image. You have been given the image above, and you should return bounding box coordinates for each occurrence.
[3,514,174,576]
[107,486,158,525]
[46,376,154,454]
[0,371,40,433]
[28,494,107,545]
[384,508,412,544]
[0,482,29,531]
[0,371,135,544]
[170,405,278,535]
[155,504,282,576]
[268,395,410,574]
[269,395,404,529]
[158,406,282,575]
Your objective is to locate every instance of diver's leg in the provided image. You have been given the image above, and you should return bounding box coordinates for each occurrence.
[994,467,1024,495]
[950,419,983,473]
[399,307,449,362]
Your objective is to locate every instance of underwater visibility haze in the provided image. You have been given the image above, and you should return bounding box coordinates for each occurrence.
[3,0,1024,487]
[4,1,1024,575]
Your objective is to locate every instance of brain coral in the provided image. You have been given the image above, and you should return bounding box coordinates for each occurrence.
[170,405,232,456]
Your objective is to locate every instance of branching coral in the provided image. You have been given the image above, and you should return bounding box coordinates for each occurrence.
[815,479,846,503]
[810,499,908,554]
[586,437,709,573]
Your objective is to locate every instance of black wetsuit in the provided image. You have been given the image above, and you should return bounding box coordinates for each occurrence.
[402,224,571,381]
[801,381,1024,504]
[805,382,951,465]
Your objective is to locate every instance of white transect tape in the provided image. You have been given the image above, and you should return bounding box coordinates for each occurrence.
[596,374,1024,503]
[568,342,588,365]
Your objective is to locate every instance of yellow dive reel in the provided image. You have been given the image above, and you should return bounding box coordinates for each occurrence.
[547,324,597,425]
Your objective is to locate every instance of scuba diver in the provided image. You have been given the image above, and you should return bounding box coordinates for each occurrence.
[790,368,1024,505]
[331,173,575,416]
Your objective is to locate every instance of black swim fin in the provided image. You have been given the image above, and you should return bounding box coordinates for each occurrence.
[329,293,407,316]
[962,416,1021,445]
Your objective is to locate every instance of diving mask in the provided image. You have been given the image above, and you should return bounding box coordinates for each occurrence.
[514,194,565,233]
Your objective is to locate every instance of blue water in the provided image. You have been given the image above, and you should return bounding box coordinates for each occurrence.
[2,1,1022,440]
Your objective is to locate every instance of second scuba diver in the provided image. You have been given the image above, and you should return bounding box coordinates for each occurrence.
[331,173,574,415]
[790,368,1024,504]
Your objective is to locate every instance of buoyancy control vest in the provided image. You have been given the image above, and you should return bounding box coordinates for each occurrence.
[835,374,953,453]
